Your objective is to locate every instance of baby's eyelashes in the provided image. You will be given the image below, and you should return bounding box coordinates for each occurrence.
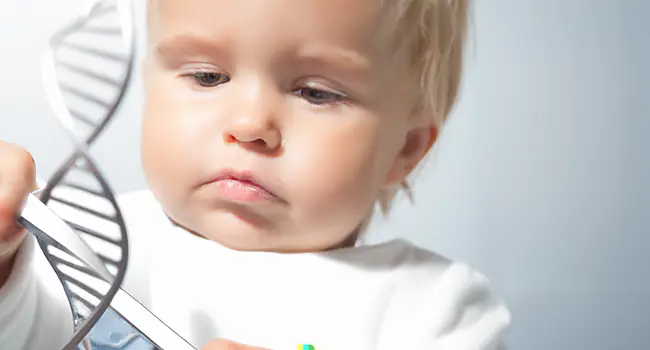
[176,69,350,107]
[185,71,231,88]
[293,87,347,106]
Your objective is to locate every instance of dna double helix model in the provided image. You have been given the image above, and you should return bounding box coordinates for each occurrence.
[37,1,136,349]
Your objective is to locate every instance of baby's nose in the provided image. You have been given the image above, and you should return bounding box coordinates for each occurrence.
[222,116,282,153]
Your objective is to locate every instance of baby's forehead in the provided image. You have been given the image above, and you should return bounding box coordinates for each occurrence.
[146,0,419,93]
[146,0,402,51]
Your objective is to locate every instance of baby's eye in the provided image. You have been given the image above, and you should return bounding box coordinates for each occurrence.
[191,71,230,87]
[295,87,346,105]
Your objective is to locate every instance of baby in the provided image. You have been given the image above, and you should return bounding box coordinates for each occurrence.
[0,0,511,349]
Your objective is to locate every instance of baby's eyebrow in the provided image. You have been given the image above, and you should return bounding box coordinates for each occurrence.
[296,47,369,68]
[289,46,372,80]
[153,35,372,80]
[154,35,231,59]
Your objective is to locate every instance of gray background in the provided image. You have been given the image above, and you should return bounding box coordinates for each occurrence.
[1,1,648,349]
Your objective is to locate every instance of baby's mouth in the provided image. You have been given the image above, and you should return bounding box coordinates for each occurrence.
[203,169,280,203]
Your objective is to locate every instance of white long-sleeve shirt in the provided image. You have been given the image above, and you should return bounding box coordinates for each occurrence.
[0,190,511,350]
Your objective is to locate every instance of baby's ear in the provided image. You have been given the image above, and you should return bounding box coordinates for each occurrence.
[385,110,438,186]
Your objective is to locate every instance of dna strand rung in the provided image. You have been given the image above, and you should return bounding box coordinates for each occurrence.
[37,0,136,349]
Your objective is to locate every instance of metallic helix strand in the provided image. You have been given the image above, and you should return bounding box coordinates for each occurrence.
[38,1,136,348]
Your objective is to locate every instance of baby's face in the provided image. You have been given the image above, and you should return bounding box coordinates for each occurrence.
[142,0,433,252]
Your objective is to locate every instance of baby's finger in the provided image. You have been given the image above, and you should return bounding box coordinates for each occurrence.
[0,145,37,242]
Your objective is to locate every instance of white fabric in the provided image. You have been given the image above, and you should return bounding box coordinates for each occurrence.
[0,190,511,350]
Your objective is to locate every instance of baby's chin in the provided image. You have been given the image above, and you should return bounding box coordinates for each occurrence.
[204,215,284,252]
[178,210,307,253]
[181,211,355,253]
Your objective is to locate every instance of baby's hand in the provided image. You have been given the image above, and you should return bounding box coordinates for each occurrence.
[0,141,37,286]
[201,339,269,350]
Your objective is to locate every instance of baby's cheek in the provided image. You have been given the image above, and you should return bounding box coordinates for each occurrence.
[288,130,382,230]
[141,101,199,214]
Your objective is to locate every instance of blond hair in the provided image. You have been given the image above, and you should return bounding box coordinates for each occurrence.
[378,0,470,213]
[403,0,469,123]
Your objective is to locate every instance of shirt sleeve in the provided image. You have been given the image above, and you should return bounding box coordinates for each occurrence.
[0,234,73,349]
[377,256,512,350]
[424,262,512,349]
